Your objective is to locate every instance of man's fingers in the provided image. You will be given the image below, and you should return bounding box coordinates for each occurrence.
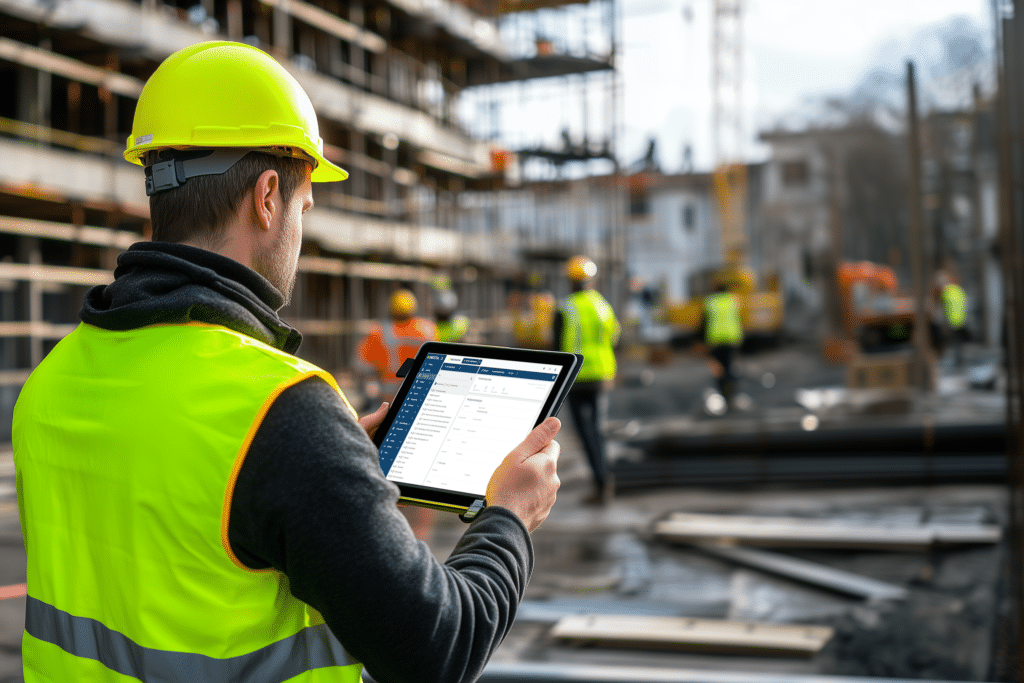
[512,417,561,461]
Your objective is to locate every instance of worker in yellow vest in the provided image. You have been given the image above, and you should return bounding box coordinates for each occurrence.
[434,287,470,343]
[700,281,744,407]
[554,255,620,506]
[12,41,561,683]
[936,271,968,368]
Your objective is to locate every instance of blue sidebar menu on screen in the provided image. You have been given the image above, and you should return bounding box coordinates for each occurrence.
[378,353,559,496]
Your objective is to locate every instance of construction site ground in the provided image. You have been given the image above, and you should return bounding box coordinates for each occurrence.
[0,343,1010,682]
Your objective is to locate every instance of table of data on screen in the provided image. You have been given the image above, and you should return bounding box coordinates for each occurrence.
[378,354,559,495]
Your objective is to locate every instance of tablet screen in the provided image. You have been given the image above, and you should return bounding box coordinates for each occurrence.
[377,351,562,496]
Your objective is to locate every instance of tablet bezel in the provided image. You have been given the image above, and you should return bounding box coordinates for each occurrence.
[371,342,581,516]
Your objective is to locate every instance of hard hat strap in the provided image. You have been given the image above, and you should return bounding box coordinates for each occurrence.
[144,149,250,196]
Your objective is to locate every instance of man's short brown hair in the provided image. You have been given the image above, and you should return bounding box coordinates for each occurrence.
[149,151,310,245]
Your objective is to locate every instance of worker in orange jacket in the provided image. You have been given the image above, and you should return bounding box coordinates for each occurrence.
[356,288,437,403]
[356,288,438,541]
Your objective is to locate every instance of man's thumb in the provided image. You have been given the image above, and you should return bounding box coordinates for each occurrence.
[513,417,561,461]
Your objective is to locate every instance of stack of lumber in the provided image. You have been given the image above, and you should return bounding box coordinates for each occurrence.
[549,614,833,657]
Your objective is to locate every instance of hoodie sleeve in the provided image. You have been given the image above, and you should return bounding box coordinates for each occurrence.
[227,376,533,683]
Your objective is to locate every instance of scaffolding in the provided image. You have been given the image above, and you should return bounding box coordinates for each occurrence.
[0,0,621,431]
[455,0,625,309]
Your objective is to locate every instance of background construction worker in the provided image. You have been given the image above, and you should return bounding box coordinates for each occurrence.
[432,277,470,343]
[553,256,620,506]
[356,287,437,404]
[699,279,744,407]
[12,41,561,683]
[936,270,969,367]
[355,287,440,540]
[513,290,557,350]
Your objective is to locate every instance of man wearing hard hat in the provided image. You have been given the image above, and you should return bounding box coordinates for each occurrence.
[12,42,561,683]
[699,278,744,407]
[356,288,438,403]
[432,278,471,343]
[554,256,621,505]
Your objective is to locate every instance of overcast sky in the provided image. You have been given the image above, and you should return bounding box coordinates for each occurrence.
[617,0,994,171]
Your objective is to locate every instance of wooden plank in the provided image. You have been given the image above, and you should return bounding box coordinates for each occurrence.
[0,262,111,287]
[0,322,77,339]
[930,524,1002,545]
[655,513,934,551]
[259,0,387,53]
[659,512,1001,549]
[289,318,375,336]
[0,116,121,156]
[0,370,32,387]
[296,256,434,282]
[695,543,908,600]
[0,37,143,98]
[0,216,138,250]
[549,614,833,657]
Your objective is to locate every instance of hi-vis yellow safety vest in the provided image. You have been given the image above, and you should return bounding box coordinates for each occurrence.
[13,322,363,683]
[561,290,620,382]
[942,283,967,329]
[437,315,470,343]
[704,291,744,347]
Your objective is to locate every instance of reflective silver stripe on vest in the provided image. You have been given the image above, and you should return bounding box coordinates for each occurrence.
[26,596,357,682]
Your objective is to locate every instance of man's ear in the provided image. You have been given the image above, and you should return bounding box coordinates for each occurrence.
[252,169,281,233]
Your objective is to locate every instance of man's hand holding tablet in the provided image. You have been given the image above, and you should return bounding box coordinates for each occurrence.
[486,417,561,532]
[371,342,581,521]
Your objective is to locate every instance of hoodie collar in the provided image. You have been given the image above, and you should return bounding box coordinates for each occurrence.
[80,242,303,354]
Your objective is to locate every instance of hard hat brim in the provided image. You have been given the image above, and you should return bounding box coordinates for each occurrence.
[309,152,349,182]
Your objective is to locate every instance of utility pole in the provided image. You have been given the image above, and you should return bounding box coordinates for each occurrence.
[972,83,992,346]
[906,61,934,392]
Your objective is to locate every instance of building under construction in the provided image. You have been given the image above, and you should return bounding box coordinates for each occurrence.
[0,0,618,431]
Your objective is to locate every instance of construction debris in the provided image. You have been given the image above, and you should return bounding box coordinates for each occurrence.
[549,614,834,657]
[653,512,1000,551]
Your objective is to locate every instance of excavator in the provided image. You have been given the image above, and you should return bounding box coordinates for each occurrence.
[834,260,915,352]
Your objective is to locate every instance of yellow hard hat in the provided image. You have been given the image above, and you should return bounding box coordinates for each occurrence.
[390,289,417,318]
[125,41,347,184]
[566,255,597,282]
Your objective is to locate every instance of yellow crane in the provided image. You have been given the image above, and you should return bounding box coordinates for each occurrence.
[665,0,783,345]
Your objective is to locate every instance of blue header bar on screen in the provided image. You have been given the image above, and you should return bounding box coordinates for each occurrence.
[437,362,556,381]
[478,367,556,381]
[440,363,480,374]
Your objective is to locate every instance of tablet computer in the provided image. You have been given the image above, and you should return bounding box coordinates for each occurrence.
[372,342,582,521]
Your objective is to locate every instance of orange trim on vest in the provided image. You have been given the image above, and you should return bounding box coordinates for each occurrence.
[220,369,342,571]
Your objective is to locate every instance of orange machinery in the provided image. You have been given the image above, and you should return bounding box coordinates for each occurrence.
[835,260,915,351]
